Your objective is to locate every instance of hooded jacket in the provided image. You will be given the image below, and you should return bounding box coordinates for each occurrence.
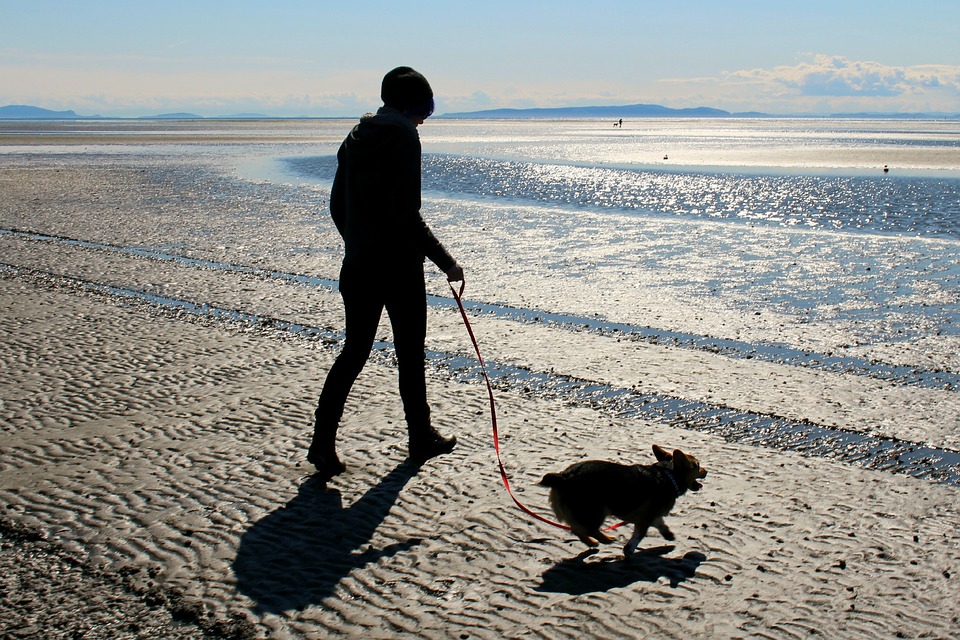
[329,106,456,275]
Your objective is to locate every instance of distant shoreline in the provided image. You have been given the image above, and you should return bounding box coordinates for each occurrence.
[3,103,959,122]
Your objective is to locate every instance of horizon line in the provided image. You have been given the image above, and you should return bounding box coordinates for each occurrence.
[2,103,960,121]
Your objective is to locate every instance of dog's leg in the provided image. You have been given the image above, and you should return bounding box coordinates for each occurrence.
[571,526,599,547]
[577,534,599,547]
[593,530,615,544]
[623,523,646,556]
[652,516,674,541]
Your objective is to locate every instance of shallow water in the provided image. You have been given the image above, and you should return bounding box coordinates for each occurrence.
[272,119,960,354]
[290,153,960,238]
[4,117,958,479]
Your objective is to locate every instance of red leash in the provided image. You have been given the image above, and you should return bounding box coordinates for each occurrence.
[450,281,627,534]
[449,281,571,530]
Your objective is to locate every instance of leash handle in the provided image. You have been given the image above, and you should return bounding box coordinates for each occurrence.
[450,281,571,530]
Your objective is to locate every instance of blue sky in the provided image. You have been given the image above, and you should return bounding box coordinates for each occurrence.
[2,0,959,117]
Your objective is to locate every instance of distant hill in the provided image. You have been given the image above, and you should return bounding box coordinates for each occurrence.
[441,104,960,120]
[140,112,205,120]
[439,103,763,119]
[0,106,295,121]
[218,113,271,119]
[0,105,275,120]
[0,105,90,119]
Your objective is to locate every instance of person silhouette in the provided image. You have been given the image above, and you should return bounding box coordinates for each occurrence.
[308,67,464,481]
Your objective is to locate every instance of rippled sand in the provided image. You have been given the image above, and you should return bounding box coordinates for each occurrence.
[2,131,959,638]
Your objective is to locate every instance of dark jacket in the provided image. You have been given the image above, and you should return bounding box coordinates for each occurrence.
[330,107,456,275]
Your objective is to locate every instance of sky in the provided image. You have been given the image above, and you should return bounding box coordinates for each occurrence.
[2,0,959,118]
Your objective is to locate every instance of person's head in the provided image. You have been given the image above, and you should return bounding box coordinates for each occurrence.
[381,66,435,123]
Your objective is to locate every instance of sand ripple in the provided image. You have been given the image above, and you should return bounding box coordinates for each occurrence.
[2,156,959,638]
[2,273,959,638]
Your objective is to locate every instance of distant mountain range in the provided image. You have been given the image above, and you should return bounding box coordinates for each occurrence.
[2,103,957,121]
[0,105,89,119]
[439,104,768,119]
[440,104,960,119]
[0,105,266,120]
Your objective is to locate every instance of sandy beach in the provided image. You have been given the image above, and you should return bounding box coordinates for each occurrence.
[2,127,960,639]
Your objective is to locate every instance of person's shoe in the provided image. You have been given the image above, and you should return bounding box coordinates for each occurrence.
[408,430,457,463]
[307,442,346,482]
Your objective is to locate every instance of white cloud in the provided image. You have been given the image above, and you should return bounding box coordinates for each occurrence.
[717,55,960,113]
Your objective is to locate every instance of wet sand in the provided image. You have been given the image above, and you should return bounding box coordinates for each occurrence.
[2,137,959,639]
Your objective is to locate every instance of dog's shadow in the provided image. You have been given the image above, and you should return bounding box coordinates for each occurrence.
[232,460,422,613]
[537,545,706,595]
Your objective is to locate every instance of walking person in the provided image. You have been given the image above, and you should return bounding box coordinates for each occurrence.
[309,66,464,481]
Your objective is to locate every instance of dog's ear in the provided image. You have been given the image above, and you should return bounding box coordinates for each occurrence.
[672,450,690,473]
[652,444,672,462]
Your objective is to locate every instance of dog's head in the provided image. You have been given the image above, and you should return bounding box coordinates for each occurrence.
[652,444,707,492]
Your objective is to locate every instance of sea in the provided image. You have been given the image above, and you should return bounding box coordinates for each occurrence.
[289,118,960,238]
[252,117,960,351]
[5,116,960,481]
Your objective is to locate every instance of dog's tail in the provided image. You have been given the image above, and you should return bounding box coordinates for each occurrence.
[539,472,565,488]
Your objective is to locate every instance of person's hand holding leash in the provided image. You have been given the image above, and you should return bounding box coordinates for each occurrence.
[446,263,464,283]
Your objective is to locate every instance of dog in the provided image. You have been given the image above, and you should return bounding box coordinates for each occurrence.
[539,445,706,556]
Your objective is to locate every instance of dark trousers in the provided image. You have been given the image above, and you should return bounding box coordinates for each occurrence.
[314,265,431,440]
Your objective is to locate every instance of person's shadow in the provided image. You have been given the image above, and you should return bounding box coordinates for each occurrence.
[537,546,707,595]
[233,460,423,613]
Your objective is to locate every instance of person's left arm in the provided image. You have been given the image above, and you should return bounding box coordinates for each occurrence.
[329,143,348,237]
[396,133,458,275]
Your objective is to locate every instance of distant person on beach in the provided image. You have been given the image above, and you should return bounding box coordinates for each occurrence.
[309,66,464,481]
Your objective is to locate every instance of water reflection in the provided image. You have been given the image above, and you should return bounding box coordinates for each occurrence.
[285,153,960,239]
